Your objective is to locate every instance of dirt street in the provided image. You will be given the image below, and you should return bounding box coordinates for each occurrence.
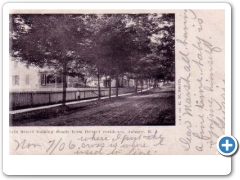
[13,88,175,126]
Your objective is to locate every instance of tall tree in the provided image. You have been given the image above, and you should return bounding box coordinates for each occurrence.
[148,14,175,83]
[99,14,143,97]
[10,14,88,105]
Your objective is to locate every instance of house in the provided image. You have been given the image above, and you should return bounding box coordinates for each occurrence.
[9,59,83,91]
[10,59,39,91]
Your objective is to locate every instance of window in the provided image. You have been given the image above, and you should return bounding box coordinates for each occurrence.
[46,74,55,84]
[12,75,19,86]
[26,75,30,85]
[41,74,46,86]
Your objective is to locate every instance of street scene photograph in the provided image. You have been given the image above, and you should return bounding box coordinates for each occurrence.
[9,13,175,126]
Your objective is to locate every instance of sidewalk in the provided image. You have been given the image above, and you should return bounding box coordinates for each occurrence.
[10,88,151,115]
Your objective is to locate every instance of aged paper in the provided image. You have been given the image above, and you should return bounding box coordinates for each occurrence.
[9,9,225,155]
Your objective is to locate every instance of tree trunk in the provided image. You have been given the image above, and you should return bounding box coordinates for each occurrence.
[62,61,67,106]
[154,78,157,88]
[147,78,149,90]
[141,79,143,93]
[121,75,124,87]
[135,78,138,93]
[109,78,112,99]
[116,75,119,97]
[97,68,101,100]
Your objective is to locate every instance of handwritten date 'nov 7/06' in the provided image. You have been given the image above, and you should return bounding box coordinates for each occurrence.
[13,131,165,155]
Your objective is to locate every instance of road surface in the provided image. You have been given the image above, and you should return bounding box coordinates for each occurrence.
[12,87,175,126]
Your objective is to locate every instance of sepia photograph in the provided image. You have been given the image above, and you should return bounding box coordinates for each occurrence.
[9,13,175,126]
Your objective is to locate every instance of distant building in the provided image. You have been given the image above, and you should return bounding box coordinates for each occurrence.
[86,76,136,88]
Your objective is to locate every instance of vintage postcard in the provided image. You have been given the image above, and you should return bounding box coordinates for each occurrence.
[3,3,231,175]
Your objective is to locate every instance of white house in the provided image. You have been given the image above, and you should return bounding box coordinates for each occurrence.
[9,59,40,91]
[9,59,83,91]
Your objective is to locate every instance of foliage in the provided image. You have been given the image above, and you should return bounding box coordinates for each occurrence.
[10,13,175,102]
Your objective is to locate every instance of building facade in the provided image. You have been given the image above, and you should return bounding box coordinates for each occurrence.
[9,59,83,91]
[86,76,136,88]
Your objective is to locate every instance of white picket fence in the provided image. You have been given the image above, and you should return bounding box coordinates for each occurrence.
[10,87,135,110]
